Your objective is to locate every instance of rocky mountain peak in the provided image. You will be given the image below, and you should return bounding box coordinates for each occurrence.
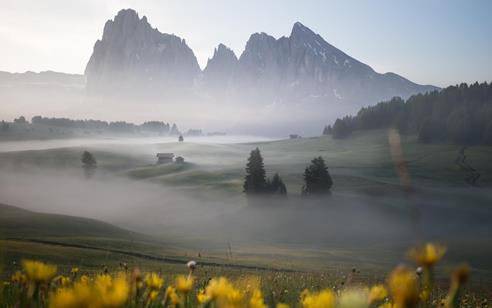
[203,44,238,90]
[290,21,315,38]
[85,9,200,94]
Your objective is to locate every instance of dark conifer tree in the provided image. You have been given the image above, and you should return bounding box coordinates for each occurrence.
[332,119,352,139]
[81,151,97,167]
[302,157,333,195]
[322,125,332,135]
[243,148,267,194]
[81,151,97,178]
[270,173,287,196]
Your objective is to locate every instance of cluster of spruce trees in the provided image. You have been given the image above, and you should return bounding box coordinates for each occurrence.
[243,148,333,197]
[323,82,492,145]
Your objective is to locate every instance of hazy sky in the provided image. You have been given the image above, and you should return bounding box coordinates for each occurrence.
[0,0,491,87]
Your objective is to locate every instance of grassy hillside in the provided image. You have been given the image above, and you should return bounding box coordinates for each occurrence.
[0,203,140,239]
[1,130,492,281]
[1,130,491,191]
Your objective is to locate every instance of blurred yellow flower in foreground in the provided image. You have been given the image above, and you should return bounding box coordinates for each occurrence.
[94,274,130,307]
[197,289,211,304]
[165,286,180,305]
[388,266,418,308]
[301,289,335,308]
[22,260,57,283]
[408,243,446,267]
[444,264,470,308]
[49,282,92,308]
[144,272,163,290]
[202,277,245,307]
[175,275,193,293]
[205,277,235,300]
[368,284,388,303]
[148,290,159,302]
[11,271,27,283]
[54,275,71,287]
[250,289,267,308]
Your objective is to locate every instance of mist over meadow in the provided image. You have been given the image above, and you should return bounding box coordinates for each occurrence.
[1,135,490,271]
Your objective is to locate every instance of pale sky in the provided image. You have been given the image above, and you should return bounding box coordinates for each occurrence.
[0,0,491,87]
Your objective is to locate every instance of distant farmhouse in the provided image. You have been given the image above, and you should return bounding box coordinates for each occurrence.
[156,153,174,164]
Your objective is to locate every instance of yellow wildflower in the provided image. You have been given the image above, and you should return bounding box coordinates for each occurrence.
[22,260,57,283]
[54,275,71,287]
[443,264,470,308]
[250,289,267,308]
[148,290,159,302]
[204,277,243,307]
[79,275,90,285]
[197,289,211,304]
[301,289,335,308]
[205,277,236,299]
[48,282,92,308]
[71,267,79,274]
[388,266,418,308]
[165,286,180,305]
[277,304,290,308]
[368,284,388,304]
[144,272,163,290]
[227,288,244,305]
[94,273,130,307]
[175,275,193,293]
[451,264,470,286]
[419,289,430,302]
[11,271,27,283]
[408,243,446,267]
[49,288,78,308]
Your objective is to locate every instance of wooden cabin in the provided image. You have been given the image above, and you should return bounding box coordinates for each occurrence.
[156,153,174,164]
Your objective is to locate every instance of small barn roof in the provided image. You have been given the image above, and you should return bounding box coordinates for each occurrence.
[156,153,174,158]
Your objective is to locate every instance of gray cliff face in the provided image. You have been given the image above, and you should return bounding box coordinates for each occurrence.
[202,44,238,90]
[85,9,200,93]
[232,22,436,105]
[85,10,437,111]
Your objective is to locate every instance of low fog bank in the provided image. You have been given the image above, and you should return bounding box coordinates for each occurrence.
[0,135,275,153]
[0,89,354,137]
[1,168,491,260]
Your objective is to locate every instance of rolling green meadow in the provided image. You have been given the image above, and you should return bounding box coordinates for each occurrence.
[1,130,492,306]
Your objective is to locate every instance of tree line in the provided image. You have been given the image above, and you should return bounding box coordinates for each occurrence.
[243,148,333,197]
[323,82,492,145]
[3,116,182,135]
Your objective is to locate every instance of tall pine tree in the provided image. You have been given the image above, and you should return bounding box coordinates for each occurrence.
[270,173,287,196]
[302,156,333,195]
[243,148,267,194]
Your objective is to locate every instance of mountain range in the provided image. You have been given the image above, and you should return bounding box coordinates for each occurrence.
[84,9,437,107]
[1,9,439,135]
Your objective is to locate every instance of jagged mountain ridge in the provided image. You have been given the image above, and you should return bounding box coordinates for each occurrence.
[84,8,438,111]
[202,44,238,91]
[224,22,437,105]
[85,9,200,93]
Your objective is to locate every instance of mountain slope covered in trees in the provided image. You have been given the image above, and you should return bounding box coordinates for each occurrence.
[326,82,492,145]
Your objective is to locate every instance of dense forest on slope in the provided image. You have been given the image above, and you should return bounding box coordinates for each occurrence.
[324,82,492,145]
